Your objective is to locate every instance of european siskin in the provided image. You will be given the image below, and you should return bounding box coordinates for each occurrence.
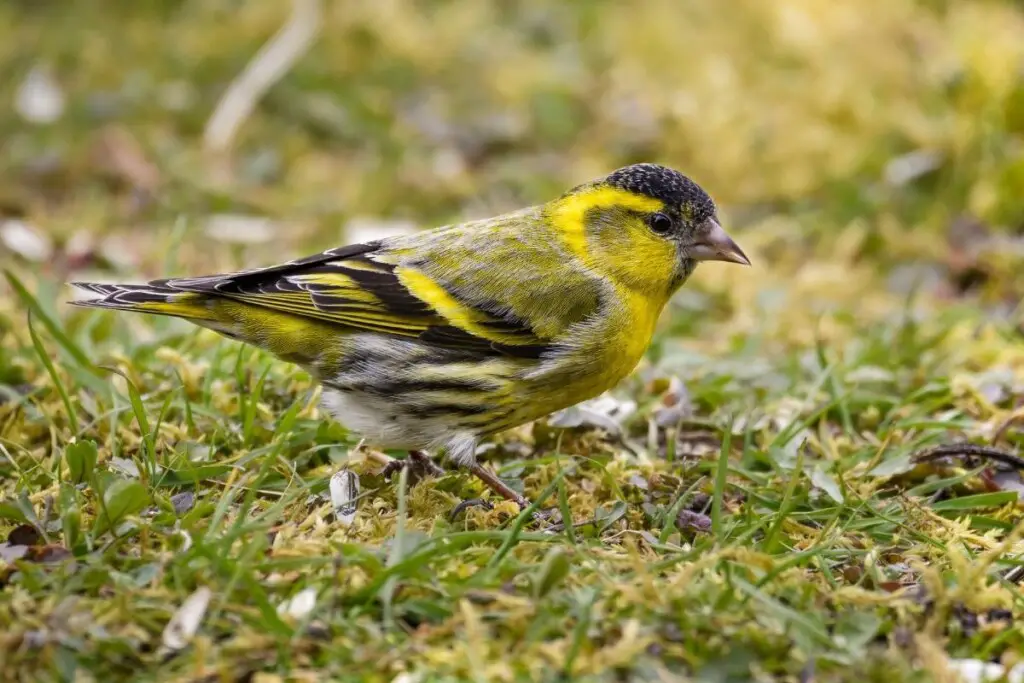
[71,163,749,509]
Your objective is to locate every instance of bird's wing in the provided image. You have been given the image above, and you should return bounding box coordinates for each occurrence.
[160,240,552,359]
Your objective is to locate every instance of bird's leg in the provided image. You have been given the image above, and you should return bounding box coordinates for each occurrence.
[384,451,550,522]
[409,449,445,476]
[382,449,446,480]
[466,463,532,510]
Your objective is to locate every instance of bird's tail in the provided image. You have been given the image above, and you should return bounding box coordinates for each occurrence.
[70,278,348,374]
[68,281,334,369]
[69,281,218,322]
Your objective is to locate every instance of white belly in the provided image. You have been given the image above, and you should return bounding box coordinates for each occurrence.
[320,387,479,465]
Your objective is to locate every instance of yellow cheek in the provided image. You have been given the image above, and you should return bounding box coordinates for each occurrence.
[548,187,664,265]
[546,187,679,296]
[606,227,680,298]
[631,233,677,274]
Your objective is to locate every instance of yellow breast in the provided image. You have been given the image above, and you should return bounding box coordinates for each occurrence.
[599,288,663,384]
[544,287,665,402]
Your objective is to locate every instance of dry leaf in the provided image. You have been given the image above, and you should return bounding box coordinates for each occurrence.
[162,586,212,651]
[0,220,53,262]
[15,65,64,124]
[277,587,317,620]
[330,468,360,526]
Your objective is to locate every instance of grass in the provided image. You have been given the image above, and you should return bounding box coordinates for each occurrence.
[2,1,1024,681]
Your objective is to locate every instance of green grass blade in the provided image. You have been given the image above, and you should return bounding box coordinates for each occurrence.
[5,270,92,368]
[26,311,79,436]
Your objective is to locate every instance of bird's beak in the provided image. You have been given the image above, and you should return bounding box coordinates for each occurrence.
[688,217,751,266]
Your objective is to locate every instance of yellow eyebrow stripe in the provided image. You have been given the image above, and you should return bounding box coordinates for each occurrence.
[547,186,664,263]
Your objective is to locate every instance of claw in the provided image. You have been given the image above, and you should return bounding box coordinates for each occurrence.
[528,507,559,528]
[448,498,494,521]
[380,459,406,481]
[382,450,446,482]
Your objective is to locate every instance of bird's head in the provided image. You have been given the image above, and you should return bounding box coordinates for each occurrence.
[547,163,749,297]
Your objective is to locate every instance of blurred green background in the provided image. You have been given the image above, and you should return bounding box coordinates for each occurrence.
[3,0,1023,316]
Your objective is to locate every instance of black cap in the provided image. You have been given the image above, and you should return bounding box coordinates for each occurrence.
[604,163,715,221]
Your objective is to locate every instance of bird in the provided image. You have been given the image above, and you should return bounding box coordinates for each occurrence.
[70,163,749,510]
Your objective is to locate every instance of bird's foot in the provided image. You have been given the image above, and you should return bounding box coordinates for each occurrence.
[382,449,446,482]
[529,507,560,527]
[447,496,558,527]
[448,498,494,521]
[465,463,558,525]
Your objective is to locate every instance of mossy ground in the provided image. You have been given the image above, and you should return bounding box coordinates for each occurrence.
[2,1,1024,681]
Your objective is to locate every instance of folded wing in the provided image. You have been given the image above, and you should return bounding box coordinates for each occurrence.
[158,241,552,359]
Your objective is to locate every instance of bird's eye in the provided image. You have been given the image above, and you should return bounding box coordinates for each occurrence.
[648,213,673,234]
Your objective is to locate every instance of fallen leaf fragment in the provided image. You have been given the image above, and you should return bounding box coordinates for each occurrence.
[329,468,360,526]
[162,586,212,651]
[277,587,317,620]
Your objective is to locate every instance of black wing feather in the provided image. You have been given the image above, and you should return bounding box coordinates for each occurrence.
[149,240,551,359]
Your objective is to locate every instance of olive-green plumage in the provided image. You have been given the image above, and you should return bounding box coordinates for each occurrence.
[71,163,749,506]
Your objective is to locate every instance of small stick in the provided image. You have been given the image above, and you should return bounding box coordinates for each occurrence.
[911,443,1024,470]
[468,463,531,509]
[204,0,321,154]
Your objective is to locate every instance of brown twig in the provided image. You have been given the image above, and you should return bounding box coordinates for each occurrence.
[911,443,1024,470]
[204,0,321,155]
